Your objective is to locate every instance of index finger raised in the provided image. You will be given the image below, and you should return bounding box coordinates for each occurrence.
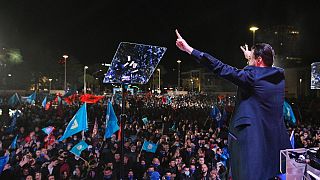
[175,29,183,39]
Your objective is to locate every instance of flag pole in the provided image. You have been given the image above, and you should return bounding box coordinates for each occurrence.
[77,155,89,164]
[119,83,127,180]
[82,131,85,140]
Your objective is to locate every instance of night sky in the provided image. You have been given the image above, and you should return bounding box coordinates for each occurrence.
[1,0,320,85]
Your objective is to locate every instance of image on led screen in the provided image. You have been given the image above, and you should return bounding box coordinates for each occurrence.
[103,42,166,85]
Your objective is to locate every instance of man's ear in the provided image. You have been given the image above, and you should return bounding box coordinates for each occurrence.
[257,56,263,64]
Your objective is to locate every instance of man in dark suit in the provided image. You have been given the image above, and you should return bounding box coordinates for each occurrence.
[176,30,291,179]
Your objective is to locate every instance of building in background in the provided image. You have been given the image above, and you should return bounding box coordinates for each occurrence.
[181,68,237,96]
[257,25,312,98]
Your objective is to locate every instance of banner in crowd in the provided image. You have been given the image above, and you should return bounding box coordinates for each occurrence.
[80,94,104,104]
[59,103,88,141]
[64,94,78,105]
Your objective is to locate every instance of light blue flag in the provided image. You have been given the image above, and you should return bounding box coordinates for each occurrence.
[8,93,20,107]
[166,96,172,105]
[142,117,149,125]
[59,103,88,141]
[22,92,36,105]
[142,141,158,153]
[283,101,296,125]
[104,101,120,138]
[57,96,62,104]
[290,131,295,149]
[70,140,88,157]
[42,96,47,108]
[0,155,9,174]
[169,123,176,132]
[42,126,54,135]
[9,135,18,149]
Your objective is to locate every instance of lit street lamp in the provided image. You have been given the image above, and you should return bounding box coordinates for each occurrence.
[48,78,52,94]
[84,66,88,94]
[191,79,194,92]
[63,55,69,91]
[7,74,12,89]
[249,26,259,45]
[177,60,181,90]
[196,78,201,92]
[299,78,302,98]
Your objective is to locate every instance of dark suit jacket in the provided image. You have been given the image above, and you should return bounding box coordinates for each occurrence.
[191,49,291,180]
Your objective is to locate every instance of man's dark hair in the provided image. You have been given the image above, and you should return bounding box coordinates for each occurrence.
[251,43,275,67]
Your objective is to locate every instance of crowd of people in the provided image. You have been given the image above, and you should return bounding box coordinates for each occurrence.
[0,92,318,180]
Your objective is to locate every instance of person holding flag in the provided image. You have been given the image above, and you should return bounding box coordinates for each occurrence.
[42,126,56,148]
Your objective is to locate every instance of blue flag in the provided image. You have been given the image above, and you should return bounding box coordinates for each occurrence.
[283,101,296,125]
[0,155,9,174]
[104,101,120,138]
[59,103,88,141]
[142,141,158,153]
[210,105,221,122]
[142,117,149,125]
[42,96,47,108]
[218,107,227,128]
[42,126,55,135]
[9,135,18,149]
[8,93,20,107]
[166,96,172,105]
[169,123,176,132]
[22,92,36,105]
[290,131,295,149]
[6,110,22,133]
[70,140,88,157]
